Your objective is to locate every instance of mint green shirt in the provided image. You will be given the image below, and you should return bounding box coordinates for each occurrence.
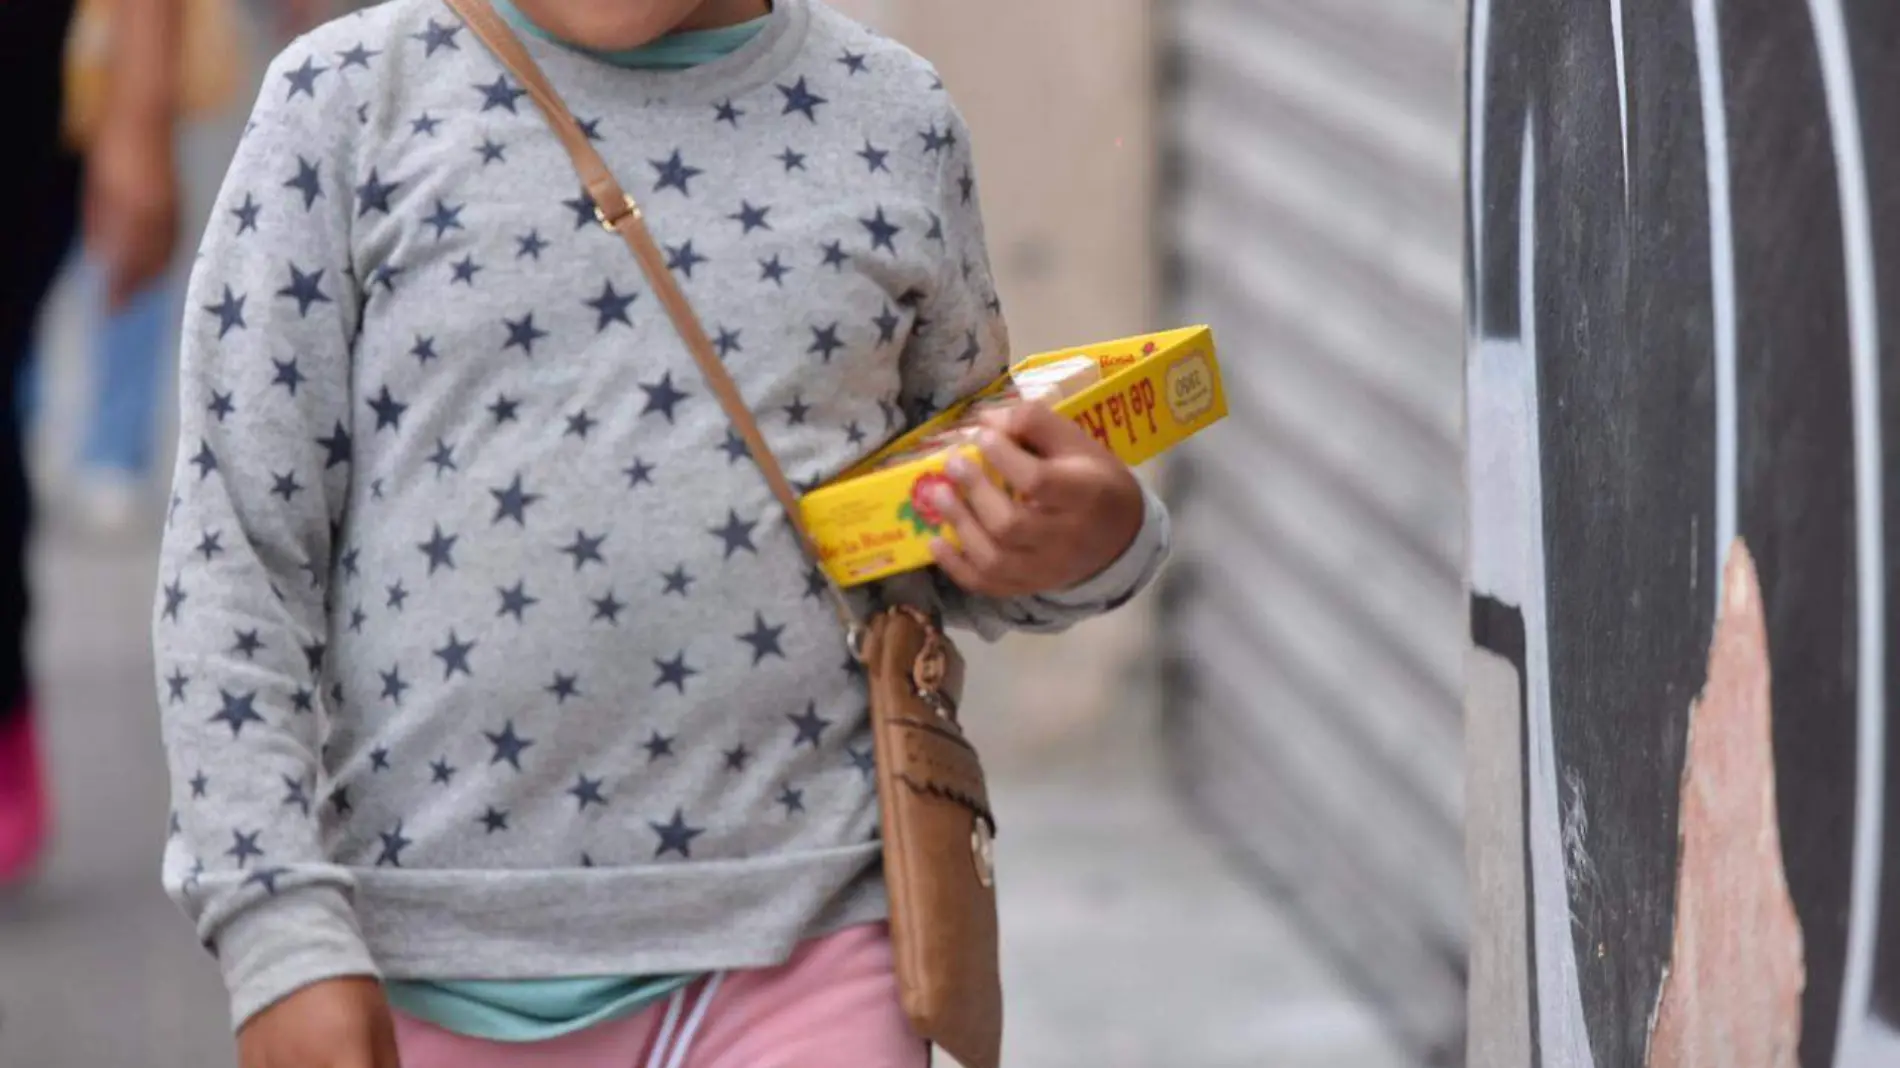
[496,0,771,68]
[384,4,769,1042]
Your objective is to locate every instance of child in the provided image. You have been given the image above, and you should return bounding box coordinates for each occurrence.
[154,1,1171,1064]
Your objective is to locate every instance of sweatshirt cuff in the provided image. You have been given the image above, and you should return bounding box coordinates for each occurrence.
[1039,481,1171,609]
[215,885,380,1030]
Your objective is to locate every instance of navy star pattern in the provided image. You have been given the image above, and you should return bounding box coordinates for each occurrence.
[874,305,901,345]
[377,822,412,866]
[808,323,845,362]
[570,774,609,810]
[486,721,534,770]
[271,358,306,396]
[645,732,676,762]
[277,263,332,317]
[738,613,787,665]
[760,255,792,286]
[413,18,460,57]
[651,149,704,196]
[227,829,265,868]
[231,194,262,233]
[285,157,323,209]
[777,77,827,122]
[860,207,901,253]
[475,75,526,113]
[204,286,247,338]
[355,169,400,216]
[730,201,772,234]
[154,15,1155,921]
[423,198,465,239]
[434,631,476,678]
[585,281,637,330]
[283,56,328,100]
[665,240,708,278]
[502,312,548,355]
[650,808,705,858]
[338,43,379,70]
[640,373,690,423]
[654,652,699,694]
[496,581,537,621]
[564,188,598,230]
[592,591,626,624]
[547,671,582,704]
[718,428,751,464]
[490,474,540,525]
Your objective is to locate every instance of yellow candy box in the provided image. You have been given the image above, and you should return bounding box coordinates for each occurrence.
[800,325,1225,586]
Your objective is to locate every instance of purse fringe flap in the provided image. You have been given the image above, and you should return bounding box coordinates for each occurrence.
[888,718,995,834]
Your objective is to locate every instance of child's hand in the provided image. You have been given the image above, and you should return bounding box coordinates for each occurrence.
[238,976,401,1068]
[928,403,1146,599]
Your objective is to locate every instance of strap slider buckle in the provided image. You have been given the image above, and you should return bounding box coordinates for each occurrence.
[594,195,639,232]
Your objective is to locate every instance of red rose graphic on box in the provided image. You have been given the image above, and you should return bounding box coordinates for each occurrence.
[899,471,956,535]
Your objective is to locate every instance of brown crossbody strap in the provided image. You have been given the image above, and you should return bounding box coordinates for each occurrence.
[444,0,862,636]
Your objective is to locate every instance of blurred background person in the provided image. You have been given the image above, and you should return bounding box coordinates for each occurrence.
[0,0,185,882]
[16,252,182,534]
[18,0,319,535]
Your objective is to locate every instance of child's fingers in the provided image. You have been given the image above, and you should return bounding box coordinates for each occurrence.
[928,485,1029,594]
[972,426,1044,498]
[983,401,1099,460]
[929,483,1001,564]
[930,538,1006,597]
[974,424,1102,513]
[930,533,1029,598]
[946,452,1037,549]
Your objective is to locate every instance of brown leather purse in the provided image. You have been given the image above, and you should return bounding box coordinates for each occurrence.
[447,3,1004,1064]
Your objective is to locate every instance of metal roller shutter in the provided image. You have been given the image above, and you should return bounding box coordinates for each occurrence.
[1155,0,1468,1062]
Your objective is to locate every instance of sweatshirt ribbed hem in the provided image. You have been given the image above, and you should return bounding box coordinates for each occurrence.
[216,885,380,1029]
[356,842,886,979]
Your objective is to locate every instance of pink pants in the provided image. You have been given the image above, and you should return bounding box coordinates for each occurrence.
[393,923,930,1068]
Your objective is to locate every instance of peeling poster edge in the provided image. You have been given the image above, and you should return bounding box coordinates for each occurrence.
[1646,540,1806,1068]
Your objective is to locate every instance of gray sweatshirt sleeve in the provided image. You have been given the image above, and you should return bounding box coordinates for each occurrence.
[154,51,378,1029]
[897,99,1171,641]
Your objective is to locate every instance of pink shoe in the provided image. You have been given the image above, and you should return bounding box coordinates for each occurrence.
[0,700,49,884]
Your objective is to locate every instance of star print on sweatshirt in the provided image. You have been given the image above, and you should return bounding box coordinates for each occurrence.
[154,0,1170,1029]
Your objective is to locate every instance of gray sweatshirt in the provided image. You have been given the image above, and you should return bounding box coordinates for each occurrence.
[155,0,1170,1027]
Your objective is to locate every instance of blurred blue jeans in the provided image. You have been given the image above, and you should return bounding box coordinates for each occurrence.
[14,249,175,479]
